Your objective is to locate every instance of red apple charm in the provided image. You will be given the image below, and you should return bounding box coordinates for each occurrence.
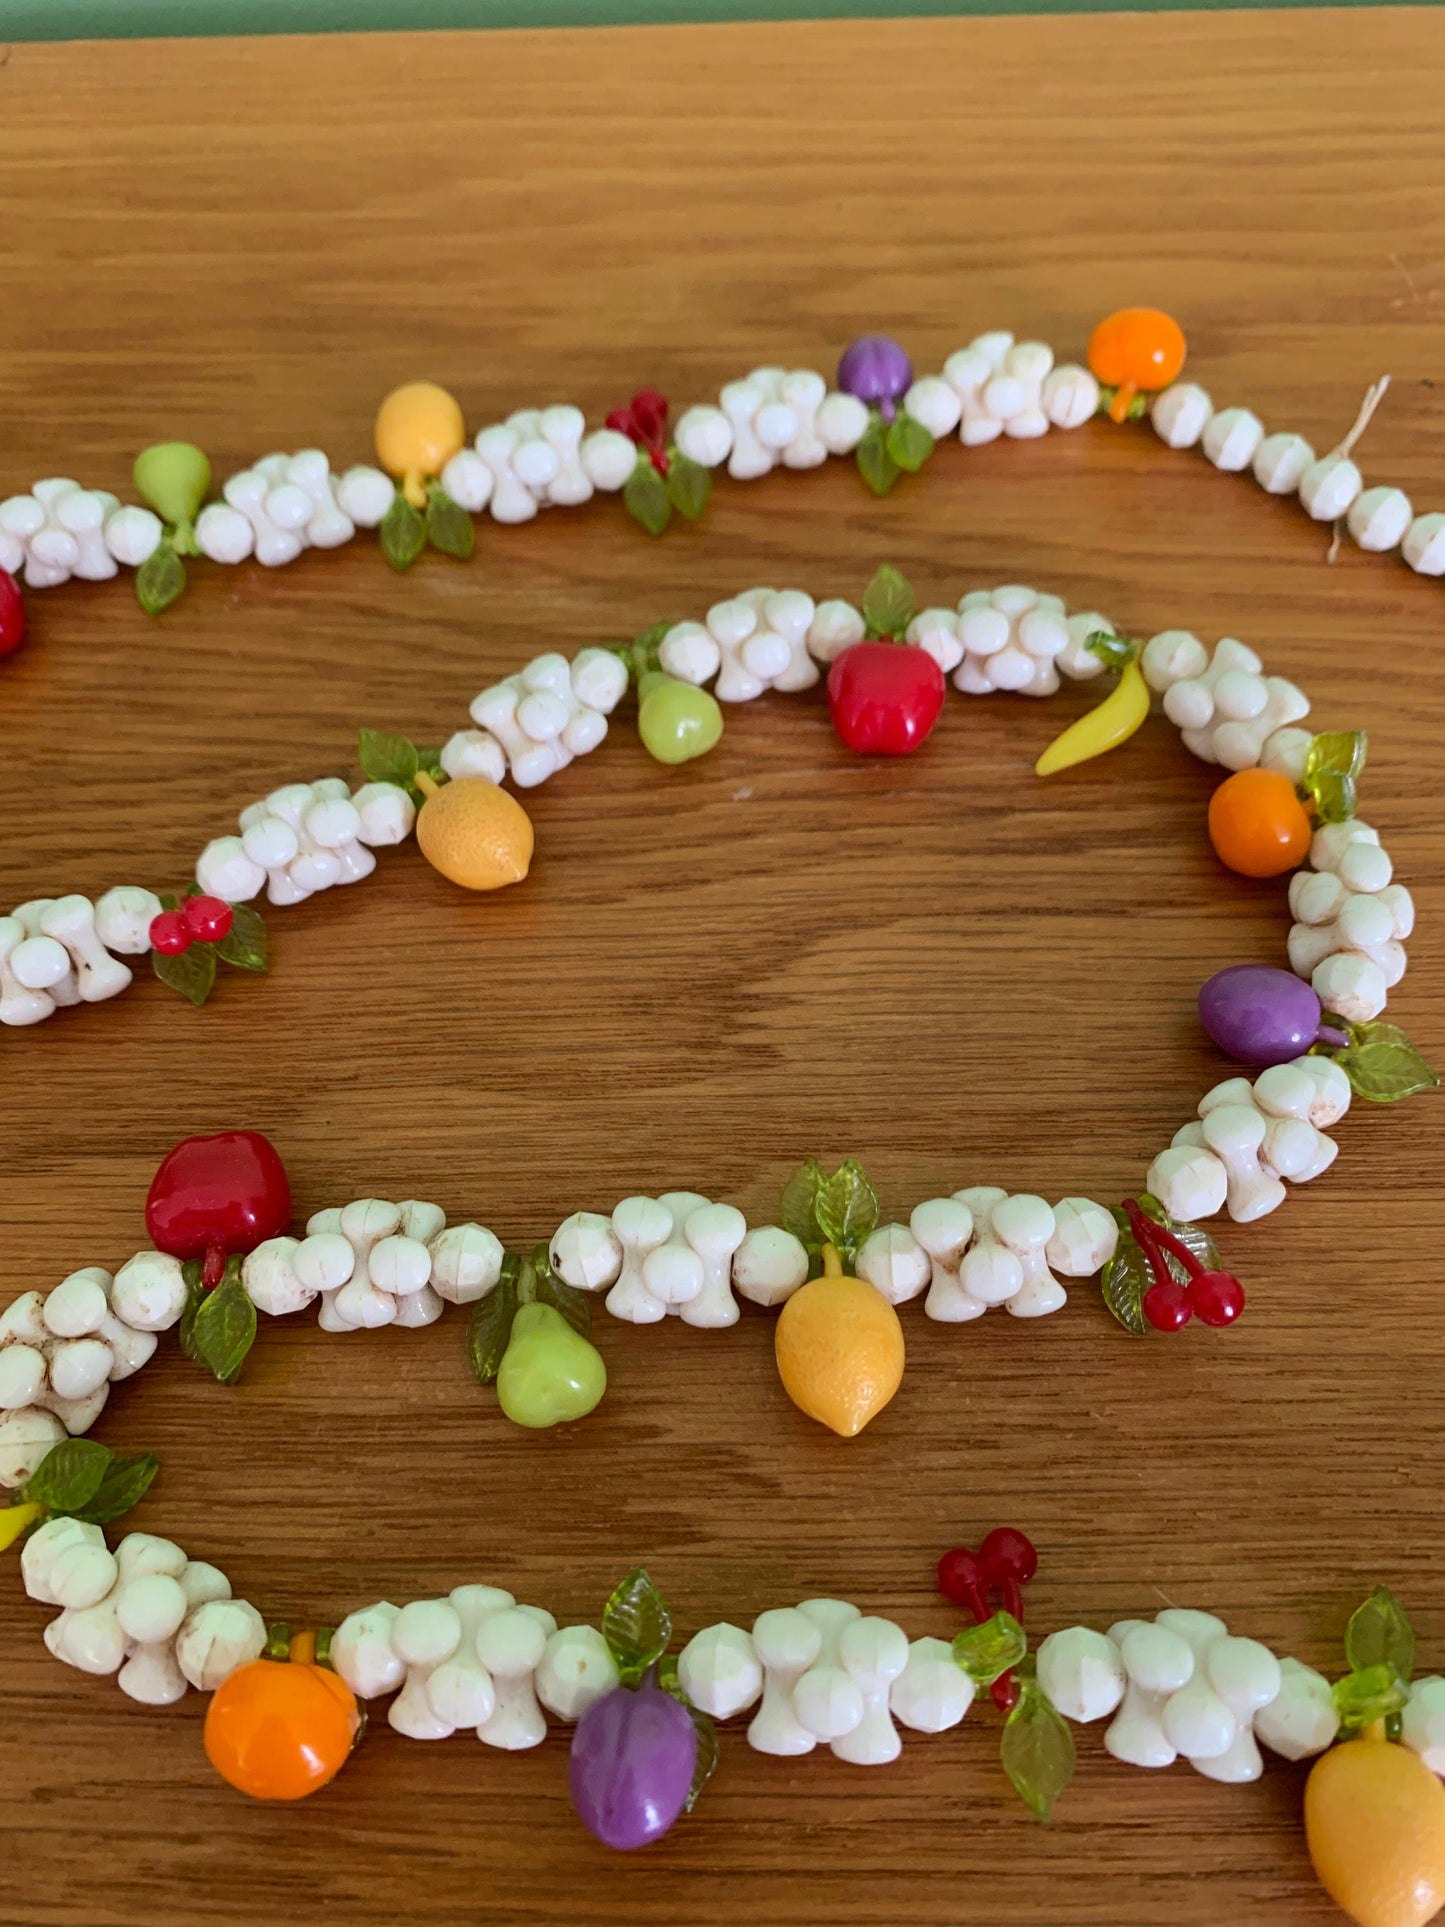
[145,1131,291,1288]
[0,565,27,661]
[827,639,945,755]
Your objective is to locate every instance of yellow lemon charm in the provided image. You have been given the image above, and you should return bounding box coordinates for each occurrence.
[1306,1727,1445,1927]
[414,772,534,892]
[0,1501,44,1552]
[774,1244,905,1437]
[1035,654,1150,777]
[374,381,466,509]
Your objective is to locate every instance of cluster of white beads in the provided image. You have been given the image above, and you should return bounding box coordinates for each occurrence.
[674,369,867,480]
[1039,1609,1323,1782]
[550,1194,749,1328]
[331,1585,573,1747]
[242,1201,503,1333]
[1288,821,1413,1024]
[22,1519,266,1704]
[859,1192,1117,1321]
[1148,1056,1352,1225]
[904,335,1096,447]
[462,648,629,788]
[195,776,413,907]
[1140,631,1310,770]
[677,1601,923,1764]
[909,587,1114,698]
[1151,380,1445,577]
[0,478,145,586]
[194,452,369,567]
[0,887,162,1027]
[658,589,826,701]
[442,409,637,525]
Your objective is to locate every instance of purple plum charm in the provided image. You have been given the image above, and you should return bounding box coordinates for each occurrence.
[836,334,913,422]
[569,1677,698,1850]
[1198,964,1349,1066]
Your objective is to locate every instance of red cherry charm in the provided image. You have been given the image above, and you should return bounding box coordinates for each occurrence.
[827,641,944,756]
[1143,1279,1194,1331]
[183,895,234,944]
[979,1526,1038,1590]
[936,1546,989,1614]
[0,565,27,660]
[1190,1270,1245,1327]
[630,388,669,445]
[145,1131,291,1288]
[149,910,193,956]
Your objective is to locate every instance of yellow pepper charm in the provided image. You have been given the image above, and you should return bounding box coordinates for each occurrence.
[1035,635,1150,777]
[0,1501,44,1552]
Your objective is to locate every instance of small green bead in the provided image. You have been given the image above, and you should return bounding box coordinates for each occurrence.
[638,675,724,766]
[496,1303,607,1429]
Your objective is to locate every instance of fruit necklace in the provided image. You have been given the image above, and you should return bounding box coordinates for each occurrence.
[2,311,1442,1925]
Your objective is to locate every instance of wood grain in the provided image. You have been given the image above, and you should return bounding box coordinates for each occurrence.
[1,12,1443,1924]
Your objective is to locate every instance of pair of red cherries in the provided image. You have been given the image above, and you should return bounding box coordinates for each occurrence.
[149,893,235,957]
[937,1526,1038,1710]
[606,387,671,476]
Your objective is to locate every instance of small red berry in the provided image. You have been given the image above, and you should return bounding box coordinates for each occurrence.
[0,565,27,660]
[630,388,669,443]
[183,895,234,944]
[149,910,193,956]
[1143,1279,1193,1331]
[1190,1270,1245,1327]
[979,1526,1038,1589]
[605,406,639,441]
[936,1547,989,1612]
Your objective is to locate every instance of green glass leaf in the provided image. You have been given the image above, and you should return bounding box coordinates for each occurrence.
[135,540,187,617]
[177,1260,206,1367]
[530,1242,592,1338]
[466,1269,519,1385]
[855,416,901,496]
[602,1567,672,1684]
[884,411,934,474]
[21,1438,112,1514]
[1330,1020,1439,1103]
[779,1157,827,1254]
[624,458,672,537]
[415,744,446,781]
[1001,1667,1076,1821]
[1305,730,1368,784]
[814,1158,879,1263]
[71,1450,159,1525]
[189,1262,257,1385]
[152,942,217,1007]
[1100,1237,1150,1337]
[1333,1661,1410,1736]
[683,1702,719,1813]
[1345,1585,1415,1682]
[1085,630,1137,672]
[358,728,419,789]
[1139,1195,1222,1275]
[425,487,475,561]
[861,564,916,640]
[216,901,268,973]
[665,454,711,523]
[379,490,427,572]
[952,1609,1027,1686]
[1311,770,1358,825]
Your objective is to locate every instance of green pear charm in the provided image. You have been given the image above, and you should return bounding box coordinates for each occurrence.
[496,1302,607,1429]
[133,442,212,550]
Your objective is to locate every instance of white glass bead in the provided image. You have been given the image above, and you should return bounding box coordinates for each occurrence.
[1252,432,1315,495]
[581,428,640,491]
[43,1270,110,1338]
[1346,485,1412,552]
[110,1251,188,1331]
[104,505,165,567]
[536,1625,620,1720]
[903,376,962,440]
[0,1407,66,1487]
[0,1346,46,1409]
[10,936,72,991]
[1042,364,1099,429]
[1255,1657,1339,1760]
[1299,454,1362,521]
[1037,1626,1126,1722]
[49,1337,113,1400]
[336,465,396,528]
[678,1623,764,1720]
[116,1572,189,1644]
[1151,382,1212,449]
[673,406,733,469]
[195,502,255,565]
[1403,511,1445,575]
[815,391,870,455]
[889,1635,974,1732]
[1120,1622,1194,1694]
[1202,407,1264,472]
[293,1232,355,1293]
[1162,1682,1236,1759]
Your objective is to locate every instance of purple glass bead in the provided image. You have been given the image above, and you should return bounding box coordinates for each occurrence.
[569,1680,697,1851]
[836,335,913,421]
[1198,964,1326,1066]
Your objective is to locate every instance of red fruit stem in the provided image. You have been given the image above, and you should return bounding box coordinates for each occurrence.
[202,1240,227,1290]
[1123,1199,1179,1292]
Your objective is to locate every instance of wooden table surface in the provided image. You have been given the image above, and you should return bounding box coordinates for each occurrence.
[2,12,1444,1924]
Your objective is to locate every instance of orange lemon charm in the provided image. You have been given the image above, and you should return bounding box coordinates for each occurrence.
[1087,308,1187,424]
[774,1243,905,1438]
[414,772,534,891]
[205,1627,361,1801]
[1306,1727,1445,1927]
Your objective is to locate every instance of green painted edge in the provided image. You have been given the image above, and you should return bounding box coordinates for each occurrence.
[0,0,1423,43]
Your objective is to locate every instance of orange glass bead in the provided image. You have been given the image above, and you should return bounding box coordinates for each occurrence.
[1087,308,1188,423]
[1207,767,1313,878]
[205,1639,360,1801]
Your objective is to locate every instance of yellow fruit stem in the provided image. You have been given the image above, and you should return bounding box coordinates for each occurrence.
[402,469,428,510]
[0,1501,44,1551]
[414,771,439,801]
[1362,1718,1388,1743]
[288,1628,317,1665]
[820,1243,843,1278]
[1107,379,1139,425]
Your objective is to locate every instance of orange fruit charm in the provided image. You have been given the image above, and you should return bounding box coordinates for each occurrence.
[1207,767,1313,878]
[205,1629,361,1801]
[1087,308,1187,423]
[414,772,534,891]
[374,381,466,508]
[1306,1729,1445,1927]
[774,1244,905,1437]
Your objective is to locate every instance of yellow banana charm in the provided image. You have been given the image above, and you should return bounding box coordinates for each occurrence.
[0,1501,44,1552]
[1035,649,1150,777]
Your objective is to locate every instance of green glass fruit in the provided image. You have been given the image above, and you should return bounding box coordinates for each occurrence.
[637,671,724,766]
[496,1302,607,1428]
[133,442,212,532]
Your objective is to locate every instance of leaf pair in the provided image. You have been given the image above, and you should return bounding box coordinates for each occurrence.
[855,411,934,496]
[614,620,674,688]
[779,1157,879,1267]
[358,727,447,807]
[1333,1585,1415,1736]
[151,891,268,1008]
[21,1436,158,1525]
[1100,1196,1219,1336]
[1301,730,1367,825]
[465,1247,592,1386]
[605,1570,718,1814]
[380,486,474,571]
[180,1257,257,1385]
[861,564,917,640]
[949,1621,1073,1820]
[623,453,711,537]
[1317,1017,1438,1104]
